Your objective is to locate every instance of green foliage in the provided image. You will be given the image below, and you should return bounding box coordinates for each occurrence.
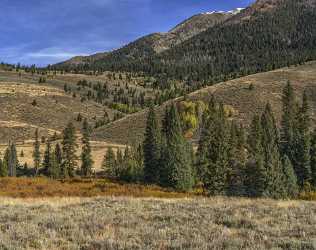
[293,91,312,186]
[61,122,78,178]
[260,104,286,199]
[81,119,94,177]
[4,143,18,177]
[161,104,194,191]
[197,100,230,195]
[0,159,8,177]
[311,129,316,187]
[33,129,41,175]
[282,155,299,198]
[143,104,161,183]
[102,147,117,178]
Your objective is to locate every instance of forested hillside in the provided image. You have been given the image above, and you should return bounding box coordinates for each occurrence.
[59,0,316,86]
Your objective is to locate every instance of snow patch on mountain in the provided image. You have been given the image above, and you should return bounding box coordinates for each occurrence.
[203,8,244,15]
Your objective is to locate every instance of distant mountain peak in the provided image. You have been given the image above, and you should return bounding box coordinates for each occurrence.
[202,8,244,16]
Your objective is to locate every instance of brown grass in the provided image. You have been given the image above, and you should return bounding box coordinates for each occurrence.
[0,178,192,199]
[0,196,315,249]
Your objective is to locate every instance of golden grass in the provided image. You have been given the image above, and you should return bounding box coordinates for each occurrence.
[0,178,193,199]
[0,196,315,249]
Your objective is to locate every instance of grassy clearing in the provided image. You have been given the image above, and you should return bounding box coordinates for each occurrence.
[0,178,192,199]
[0,196,315,249]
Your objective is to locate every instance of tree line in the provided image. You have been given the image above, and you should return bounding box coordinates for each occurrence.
[141,82,316,198]
[1,82,315,199]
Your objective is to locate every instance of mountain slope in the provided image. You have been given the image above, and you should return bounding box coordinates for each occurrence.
[73,0,316,85]
[92,61,316,145]
[55,11,234,69]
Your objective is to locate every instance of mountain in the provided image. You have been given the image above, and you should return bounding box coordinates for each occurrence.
[57,52,109,67]
[55,10,236,69]
[56,0,316,86]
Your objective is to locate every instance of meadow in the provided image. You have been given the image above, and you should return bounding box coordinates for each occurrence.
[0,195,315,249]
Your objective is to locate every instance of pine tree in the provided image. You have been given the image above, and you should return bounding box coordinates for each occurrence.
[4,143,18,177]
[311,129,316,187]
[50,152,59,179]
[116,148,124,177]
[81,119,94,177]
[143,104,161,183]
[280,81,297,161]
[62,122,78,177]
[282,155,299,198]
[245,115,266,197]
[294,91,312,186]
[197,101,229,195]
[33,129,41,175]
[42,140,52,175]
[0,159,8,177]
[261,103,286,199]
[102,147,116,178]
[161,104,194,191]
[55,143,62,166]
[227,122,247,196]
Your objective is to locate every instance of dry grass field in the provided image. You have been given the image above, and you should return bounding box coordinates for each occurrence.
[0,195,315,249]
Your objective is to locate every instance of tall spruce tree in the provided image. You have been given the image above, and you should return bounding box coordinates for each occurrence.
[261,103,286,199]
[143,104,161,183]
[81,119,94,177]
[280,81,297,161]
[245,115,266,197]
[42,140,52,175]
[311,129,316,187]
[33,129,41,175]
[197,101,229,195]
[4,143,18,177]
[0,159,8,177]
[54,143,62,167]
[161,104,194,191]
[102,147,117,178]
[62,122,78,178]
[294,91,312,186]
[227,122,247,196]
[282,155,299,198]
[49,152,60,179]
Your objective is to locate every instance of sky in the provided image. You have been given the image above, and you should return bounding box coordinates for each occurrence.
[0,0,254,66]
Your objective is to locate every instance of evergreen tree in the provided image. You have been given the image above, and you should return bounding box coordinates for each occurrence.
[102,147,116,178]
[161,104,194,191]
[197,101,229,195]
[143,104,161,183]
[42,140,52,175]
[81,119,94,177]
[62,122,78,177]
[245,115,266,197]
[282,155,299,198]
[54,143,62,166]
[311,129,316,187]
[0,159,8,177]
[48,151,60,179]
[261,103,286,199]
[280,81,297,161]
[33,129,41,175]
[294,91,312,186]
[4,143,18,177]
[120,145,144,182]
[227,122,247,196]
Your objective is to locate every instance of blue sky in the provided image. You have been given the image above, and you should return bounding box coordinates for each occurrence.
[0,0,254,66]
